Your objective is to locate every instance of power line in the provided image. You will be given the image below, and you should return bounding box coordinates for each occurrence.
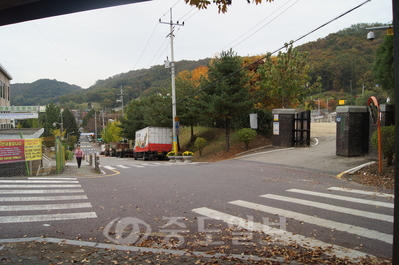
[31,22,90,86]
[133,22,160,70]
[222,0,299,52]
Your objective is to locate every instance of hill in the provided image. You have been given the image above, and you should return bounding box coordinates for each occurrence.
[11,79,82,106]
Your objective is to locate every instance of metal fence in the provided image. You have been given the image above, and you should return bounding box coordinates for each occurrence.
[0,160,42,177]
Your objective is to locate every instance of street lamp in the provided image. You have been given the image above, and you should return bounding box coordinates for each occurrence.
[67,131,75,140]
[52,122,64,140]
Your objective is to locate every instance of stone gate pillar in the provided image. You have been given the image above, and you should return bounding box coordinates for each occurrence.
[272,109,295,148]
[336,106,369,157]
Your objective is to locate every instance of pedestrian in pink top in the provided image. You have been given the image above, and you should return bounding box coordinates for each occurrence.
[75,145,84,168]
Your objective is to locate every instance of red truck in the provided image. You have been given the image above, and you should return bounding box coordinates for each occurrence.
[133,127,172,160]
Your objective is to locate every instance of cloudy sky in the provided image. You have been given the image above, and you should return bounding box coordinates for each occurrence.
[0,0,393,88]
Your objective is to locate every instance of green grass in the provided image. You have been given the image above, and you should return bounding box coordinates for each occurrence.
[178,126,242,161]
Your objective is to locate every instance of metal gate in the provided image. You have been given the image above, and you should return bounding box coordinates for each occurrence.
[294,110,310,147]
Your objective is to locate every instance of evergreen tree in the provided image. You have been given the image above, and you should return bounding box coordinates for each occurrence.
[39,102,61,137]
[373,34,394,100]
[199,49,253,151]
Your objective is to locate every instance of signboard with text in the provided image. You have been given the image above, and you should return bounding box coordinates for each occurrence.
[0,106,39,112]
[0,139,42,164]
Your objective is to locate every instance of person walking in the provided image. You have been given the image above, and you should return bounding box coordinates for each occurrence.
[75,145,84,168]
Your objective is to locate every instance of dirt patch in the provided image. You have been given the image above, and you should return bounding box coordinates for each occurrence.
[346,161,395,190]
[197,133,272,162]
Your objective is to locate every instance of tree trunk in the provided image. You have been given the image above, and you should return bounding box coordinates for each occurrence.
[190,124,195,144]
[225,117,230,152]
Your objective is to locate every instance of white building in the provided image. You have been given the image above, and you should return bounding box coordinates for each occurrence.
[0,63,12,129]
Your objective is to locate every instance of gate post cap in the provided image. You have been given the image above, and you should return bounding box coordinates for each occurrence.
[336,106,367,113]
[272,109,296,115]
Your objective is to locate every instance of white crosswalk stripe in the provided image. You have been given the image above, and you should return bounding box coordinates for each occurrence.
[0,177,97,223]
[229,200,392,244]
[327,187,394,199]
[260,194,393,222]
[103,163,201,170]
[192,187,393,258]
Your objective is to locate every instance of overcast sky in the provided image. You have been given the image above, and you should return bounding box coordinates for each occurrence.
[0,0,393,88]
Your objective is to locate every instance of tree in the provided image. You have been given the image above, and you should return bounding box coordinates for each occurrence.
[237,128,257,150]
[199,49,253,151]
[373,34,394,100]
[62,107,79,140]
[102,121,123,143]
[39,102,61,137]
[176,67,208,144]
[184,0,268,13]
[257,44,321,109]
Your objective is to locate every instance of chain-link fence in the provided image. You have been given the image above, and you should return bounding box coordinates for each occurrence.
[0,160,42,177]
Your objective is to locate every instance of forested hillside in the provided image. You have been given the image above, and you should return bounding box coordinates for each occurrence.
[297,23,387,94]
[11,79,81,106]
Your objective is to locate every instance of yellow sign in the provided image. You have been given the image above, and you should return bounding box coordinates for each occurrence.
[24,138,42,161]
[387,28,394,35]
[339,100,346,105]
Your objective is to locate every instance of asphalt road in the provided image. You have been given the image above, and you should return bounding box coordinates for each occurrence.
[0,135,393,260]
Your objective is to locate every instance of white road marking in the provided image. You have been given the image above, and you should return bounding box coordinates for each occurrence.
[116,165,130,169]
[192,207,370,259]
[287,189,394,208]
[28,178,77,180]
[0,203,93,211]
[103,166,116,170]
[0,189,84,194]
[0,185,82,188]
[328,187,394,199]
[229,200,392,244]
[129,165,145,168]
[0,180,79,183]
[0,212,97,223]
[0,195,88,202]
[260,194,393,222]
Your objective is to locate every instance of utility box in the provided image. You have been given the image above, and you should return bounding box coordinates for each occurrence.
[272,109,295,147]
[336,106,369,157]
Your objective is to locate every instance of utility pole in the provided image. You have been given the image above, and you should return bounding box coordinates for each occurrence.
[94,110,97,142]
[160,8,184,153]
[117,86,124,117]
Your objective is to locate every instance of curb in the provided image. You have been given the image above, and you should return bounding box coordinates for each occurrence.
[0,237,287,264]
[336,161,376,179]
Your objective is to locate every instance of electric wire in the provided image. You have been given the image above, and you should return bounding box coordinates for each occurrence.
[220,0,299,52]
[133,22,160,70]
[174,0,372,106]
[31,22,90,87]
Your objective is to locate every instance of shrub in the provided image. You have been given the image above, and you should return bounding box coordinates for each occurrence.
[237,128,257,150]
[194,137,207,157]
[65,150,74,161]
[371,125,395,166]
[166,151,175,157]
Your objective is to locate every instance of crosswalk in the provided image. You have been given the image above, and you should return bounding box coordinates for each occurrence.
[103,162,201,170]
[192,187,393,259]
[0,177,97,223]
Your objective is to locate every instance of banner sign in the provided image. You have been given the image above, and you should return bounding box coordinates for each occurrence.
[24,139,42,161]
[0,113,38,119]
[0,106,39,112]
[0,138,42,164]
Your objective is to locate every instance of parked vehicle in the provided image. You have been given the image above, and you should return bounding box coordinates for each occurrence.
[133,127,172,160]
[100,144,106,155]
[115,141,134,158]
